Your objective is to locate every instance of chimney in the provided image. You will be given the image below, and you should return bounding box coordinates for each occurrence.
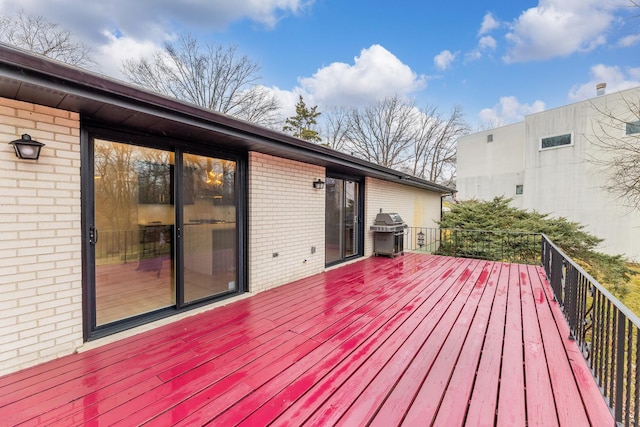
[596,82,606,96]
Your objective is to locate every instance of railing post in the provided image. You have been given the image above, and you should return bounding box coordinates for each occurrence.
[614,311,625,425]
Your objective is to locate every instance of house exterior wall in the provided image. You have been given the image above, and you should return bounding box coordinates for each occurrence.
[248,152,326,293]
[0,97,83,376]
[457,122,525,208]
[457,86,640,261]
[0,98,445,376]
[364,177,442,255]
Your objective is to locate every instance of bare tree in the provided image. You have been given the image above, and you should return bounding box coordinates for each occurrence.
[410,104,468,182]
[344,95,417,169]
[122,33,280,127]
[0,9,93,67]
[587,93,640,208]
[322,107,350,151]
[332,96,467,184]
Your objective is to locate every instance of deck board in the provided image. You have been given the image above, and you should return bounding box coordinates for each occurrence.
[0,253,614,426]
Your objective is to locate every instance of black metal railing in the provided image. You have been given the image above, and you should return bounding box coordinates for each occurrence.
[542,235,639,427]
[405,227,541,265]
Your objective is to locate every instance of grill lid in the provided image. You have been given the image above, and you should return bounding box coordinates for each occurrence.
[371,212,407,232]
[373,212,404,225]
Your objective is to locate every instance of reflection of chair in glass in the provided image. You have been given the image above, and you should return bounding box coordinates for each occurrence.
[136,224,172,277]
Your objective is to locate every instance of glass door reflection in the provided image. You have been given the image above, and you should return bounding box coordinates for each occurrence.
[325,177,360,265]
[93,140,175,325]
[182,154,237,303]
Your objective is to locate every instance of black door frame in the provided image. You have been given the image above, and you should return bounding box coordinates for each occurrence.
[324,173,364,267]
[81,123,247,341]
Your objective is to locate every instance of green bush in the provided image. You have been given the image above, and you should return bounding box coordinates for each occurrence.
[439,197,634,295]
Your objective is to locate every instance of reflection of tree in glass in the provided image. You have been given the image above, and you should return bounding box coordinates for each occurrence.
[94,141,138,233]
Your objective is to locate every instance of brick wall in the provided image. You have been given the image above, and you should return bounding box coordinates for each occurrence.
[248,152,326,293]
[365,177,443,255]
[0,97,82,376]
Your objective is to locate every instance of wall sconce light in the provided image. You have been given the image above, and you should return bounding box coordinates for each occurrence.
[313,178,325,190]
[9,134,45,160]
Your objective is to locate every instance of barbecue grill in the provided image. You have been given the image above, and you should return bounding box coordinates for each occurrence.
[370,212,407,257]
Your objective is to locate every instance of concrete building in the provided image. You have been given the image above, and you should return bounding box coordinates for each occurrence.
[457,85,640,261]
[0,45,451,376]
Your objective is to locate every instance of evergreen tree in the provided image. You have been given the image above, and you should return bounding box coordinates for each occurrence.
[283,95,322,142]
[439,197,633,294]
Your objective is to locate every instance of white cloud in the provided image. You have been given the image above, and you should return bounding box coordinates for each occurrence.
[618,34,640,48]
[0,0,309,76]
[434,50,458,71]
[479,96,545,127]
[568,64,640,101]
[479,12,500,35]
[478,36,497,51]
[465,35,497,63]
[297,44,427,108]
[503,0,615,63]
[97,32,166,79]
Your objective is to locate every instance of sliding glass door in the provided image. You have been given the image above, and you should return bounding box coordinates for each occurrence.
[93,141,176,325]
[88,135,240,333]
[182,153,237,303]
[325,177,362,265]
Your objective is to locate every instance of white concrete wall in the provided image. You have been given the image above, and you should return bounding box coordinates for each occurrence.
[457,122,525,207]
[0,97,83,376]
[522,88,640,260]
[457,86,640,261]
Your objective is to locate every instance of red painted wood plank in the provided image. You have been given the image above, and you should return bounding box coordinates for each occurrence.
[0,338,191,423]
[148,257,445,426]
[217,256,456,426]
[0,255,613,427]
[230,259,460,426]
[95,330,305,426]
[531,266,591,426]
[368,259,491,427]
[464,262,510,426]
[300,259,485,426]
[147,337,322,426]
[496,263,526,426]
[388,261,492,426]
[519,264,559,426]
[430,261,501,426]
[529,265,614,427]
[268,258,478,427]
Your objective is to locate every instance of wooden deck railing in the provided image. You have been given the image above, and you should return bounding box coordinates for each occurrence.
[404,227,639,426]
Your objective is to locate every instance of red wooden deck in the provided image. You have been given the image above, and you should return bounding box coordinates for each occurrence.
[0,254,613,426]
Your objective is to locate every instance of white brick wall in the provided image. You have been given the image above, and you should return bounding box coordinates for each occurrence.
[248,152,326,293]
[0,97,82,376]
[365,177,443,255]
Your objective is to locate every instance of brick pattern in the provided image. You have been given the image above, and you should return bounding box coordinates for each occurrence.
[248,152,325,293]
[0,97,82,376]
[364,178,443,255]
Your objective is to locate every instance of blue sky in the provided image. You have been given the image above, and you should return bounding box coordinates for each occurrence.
[2,0,639,129]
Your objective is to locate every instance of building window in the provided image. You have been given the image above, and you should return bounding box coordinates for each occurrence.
[515,185,523,195]
[540,133,572,150]
[487,134,493,143]
[626,121,640,135]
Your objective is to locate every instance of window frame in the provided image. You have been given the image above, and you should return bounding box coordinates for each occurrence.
[539,132,573,151]
[626,120,640,136]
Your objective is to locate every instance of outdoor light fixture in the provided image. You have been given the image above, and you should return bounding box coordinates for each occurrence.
[9,134,45,160]
[313,178,325,190]
[417,230,425,249]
